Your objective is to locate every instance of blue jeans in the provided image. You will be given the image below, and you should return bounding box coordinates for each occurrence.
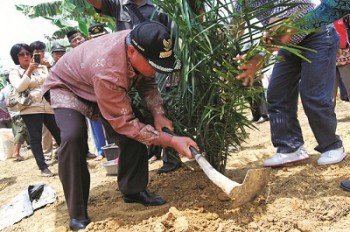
[267,26,342,153]
[89,118,106,156]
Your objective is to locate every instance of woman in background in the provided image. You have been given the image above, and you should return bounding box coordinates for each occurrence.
[9,43,61,176]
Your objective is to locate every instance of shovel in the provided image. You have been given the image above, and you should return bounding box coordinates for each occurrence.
[163,128,270,207]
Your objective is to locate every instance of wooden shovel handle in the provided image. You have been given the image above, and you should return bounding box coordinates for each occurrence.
[162,128,201,156]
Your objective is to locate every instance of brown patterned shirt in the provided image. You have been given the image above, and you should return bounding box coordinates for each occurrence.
[43,30,172,147]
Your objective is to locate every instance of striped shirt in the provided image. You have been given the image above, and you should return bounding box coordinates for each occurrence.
[235,0,316,45]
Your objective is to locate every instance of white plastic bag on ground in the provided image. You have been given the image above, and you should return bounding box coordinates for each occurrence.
[0,128,14,161]
[0,184,56,230]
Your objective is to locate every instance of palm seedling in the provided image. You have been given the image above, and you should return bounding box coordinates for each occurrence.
[153,0,314,173]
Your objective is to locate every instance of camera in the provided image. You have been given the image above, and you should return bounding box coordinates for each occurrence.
[33,53,41,64]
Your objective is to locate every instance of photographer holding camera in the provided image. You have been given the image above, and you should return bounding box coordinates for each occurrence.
[30,41,60,165]
[8,43,61,177]
[29,41,52,70]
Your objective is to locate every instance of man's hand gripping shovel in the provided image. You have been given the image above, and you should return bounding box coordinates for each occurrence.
[163,128,270,207]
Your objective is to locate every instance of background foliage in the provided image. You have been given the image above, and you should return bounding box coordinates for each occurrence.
[16,0,115,39]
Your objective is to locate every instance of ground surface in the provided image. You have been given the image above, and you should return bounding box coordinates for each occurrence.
[1,99,350,232]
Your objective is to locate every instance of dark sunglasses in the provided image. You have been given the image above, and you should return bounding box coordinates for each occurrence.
[17,52,32,57]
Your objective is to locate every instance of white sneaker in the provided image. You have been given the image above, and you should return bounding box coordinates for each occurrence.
[317,147,347,165]
[263,146,309,167]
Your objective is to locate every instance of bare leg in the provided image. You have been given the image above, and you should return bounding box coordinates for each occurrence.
[12,143,24,161]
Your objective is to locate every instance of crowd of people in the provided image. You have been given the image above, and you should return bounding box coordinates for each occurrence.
[1,0,350,230]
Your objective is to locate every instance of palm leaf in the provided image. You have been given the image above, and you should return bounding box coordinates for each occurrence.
[154,0,314,172]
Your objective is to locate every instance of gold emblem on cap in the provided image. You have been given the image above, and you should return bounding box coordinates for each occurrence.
[159,39,173,58]
[163,39,172,51]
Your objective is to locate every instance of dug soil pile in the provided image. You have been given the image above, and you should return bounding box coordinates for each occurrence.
[1,100,350,232]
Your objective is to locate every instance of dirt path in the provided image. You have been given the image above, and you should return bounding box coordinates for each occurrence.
[1,100,350,232]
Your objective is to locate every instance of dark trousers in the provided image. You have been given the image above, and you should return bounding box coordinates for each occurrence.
[21,113,61,171]
[54,108,148,219]
[54,108,90,219]
[100,115,148,194]
[248,81,268,120]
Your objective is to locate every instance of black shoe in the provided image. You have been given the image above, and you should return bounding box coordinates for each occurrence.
[157,162,182,174]
[86,152,96,159]
[251,117,260,122]
[123,190,166,206]
[69,218,91,231]
[340,180,350,192]
[41,168,53,177]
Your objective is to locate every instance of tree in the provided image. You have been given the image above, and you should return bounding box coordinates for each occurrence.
[15,0,115,39]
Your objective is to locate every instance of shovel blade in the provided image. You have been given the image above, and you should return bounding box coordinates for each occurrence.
[229,168,270,208]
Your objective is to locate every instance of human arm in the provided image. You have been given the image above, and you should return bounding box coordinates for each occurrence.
[234,2,302,86]
[85,0,102,9]
[303,0,350,29]
[9,68,31,92]
[135,76,199,158]
[85,0,119,17]
[134,75,172,128]
[94,74,198,158]
[41,58,52,70]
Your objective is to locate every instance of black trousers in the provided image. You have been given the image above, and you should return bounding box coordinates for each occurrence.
[54,108,148,219]
[247,81,268,120]
[21,113,61,170]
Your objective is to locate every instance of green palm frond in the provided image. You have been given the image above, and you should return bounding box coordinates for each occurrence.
[154,0,313,172]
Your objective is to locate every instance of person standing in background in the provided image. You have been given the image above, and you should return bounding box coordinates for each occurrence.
[333,16,350,106]
[1,74,30,162]
[67,30,86,48]
[9,43,61,176]
[30,41,58,165]
[87,23,108,161]
[51,44,66,65]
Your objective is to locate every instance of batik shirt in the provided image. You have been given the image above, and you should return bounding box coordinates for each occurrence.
[303,0,350,29]
[235,0,315,45]
[42,30,172,147]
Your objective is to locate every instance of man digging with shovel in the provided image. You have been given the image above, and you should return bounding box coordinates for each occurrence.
[43,21,198,230]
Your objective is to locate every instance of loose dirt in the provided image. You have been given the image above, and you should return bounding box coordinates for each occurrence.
[1,99,350,232]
